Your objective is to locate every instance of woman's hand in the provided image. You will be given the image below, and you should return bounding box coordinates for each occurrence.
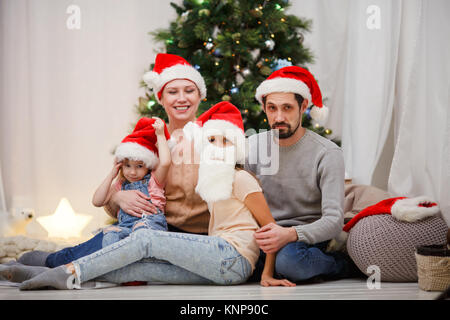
[112,190,157,218]
[260,275,296,287]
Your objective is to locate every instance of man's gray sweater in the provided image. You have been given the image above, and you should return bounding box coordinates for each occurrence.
[245,129,345,244]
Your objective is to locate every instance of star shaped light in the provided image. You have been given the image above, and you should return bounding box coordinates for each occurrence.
[37,198,92,239]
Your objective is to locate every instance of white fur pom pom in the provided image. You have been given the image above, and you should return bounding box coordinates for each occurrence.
[142,71,159,89]
[309,105,329,124]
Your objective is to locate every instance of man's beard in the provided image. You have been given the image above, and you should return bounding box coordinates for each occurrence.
[272,118,301,139]
[195,144,236,203]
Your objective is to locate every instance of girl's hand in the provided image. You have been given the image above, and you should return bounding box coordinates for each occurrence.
[111,161,122,178]
[152,117,166,136]
[260,275,296,287]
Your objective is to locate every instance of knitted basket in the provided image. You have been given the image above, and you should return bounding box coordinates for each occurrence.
[346,214,448,282]
[415,245,450,291]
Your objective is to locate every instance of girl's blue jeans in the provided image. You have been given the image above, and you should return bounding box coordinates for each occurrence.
[72,228,252,285]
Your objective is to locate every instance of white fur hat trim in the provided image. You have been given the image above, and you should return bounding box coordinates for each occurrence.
[115,142,159,169]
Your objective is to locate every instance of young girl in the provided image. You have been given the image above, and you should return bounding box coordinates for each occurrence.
[92,116,171,247]
[3,102,295,289]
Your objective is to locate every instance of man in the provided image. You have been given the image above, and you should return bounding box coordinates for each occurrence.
[246,66,355,282]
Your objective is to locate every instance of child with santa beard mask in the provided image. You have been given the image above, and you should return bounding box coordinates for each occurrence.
[10,102,295,289]
[185,101,295,287]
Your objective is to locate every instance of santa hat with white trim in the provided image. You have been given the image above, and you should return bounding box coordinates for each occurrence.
[143,53,207,104]
[255,65,329,123]
[330,196,441,249]
[183,101,246,164]
[115,117,170,169]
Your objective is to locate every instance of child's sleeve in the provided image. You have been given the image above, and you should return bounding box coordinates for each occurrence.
[147,175,166,212]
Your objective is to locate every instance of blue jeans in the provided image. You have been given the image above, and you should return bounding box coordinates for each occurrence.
[44,224,199,268]
[250,241,352,283]
[73,229,252,286]
[102,212,168,247]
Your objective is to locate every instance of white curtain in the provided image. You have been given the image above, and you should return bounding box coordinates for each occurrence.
[288,0,450,225]
[388,0,450,225]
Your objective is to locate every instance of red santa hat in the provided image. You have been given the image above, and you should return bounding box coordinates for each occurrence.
[114,117,170,169]
[255,66,329,123]
[183,101,246,164]
[343,196,440,232]
[142,53,207,104]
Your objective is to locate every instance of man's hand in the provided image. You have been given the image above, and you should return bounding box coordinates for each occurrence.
[112,190,157,218]
[254,223,298,253]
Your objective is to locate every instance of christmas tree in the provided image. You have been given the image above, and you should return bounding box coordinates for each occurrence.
[135,0,336,142]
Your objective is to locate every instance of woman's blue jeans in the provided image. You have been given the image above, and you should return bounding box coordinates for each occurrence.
[72,229,252,286]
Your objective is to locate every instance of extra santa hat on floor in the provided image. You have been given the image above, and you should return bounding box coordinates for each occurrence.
[183,101,246,164]
[329,196,441,250]
[255,65,329,123]
[142,53,207,104]
[343,196,440,232]
[114,117,170,169]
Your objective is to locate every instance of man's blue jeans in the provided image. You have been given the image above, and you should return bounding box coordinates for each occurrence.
[250,241,352,283]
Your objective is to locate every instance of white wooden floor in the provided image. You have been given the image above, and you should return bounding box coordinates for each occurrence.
[0,279,441,300]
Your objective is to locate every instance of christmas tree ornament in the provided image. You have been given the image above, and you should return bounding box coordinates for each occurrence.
[221,94,231,101]
[271,58,293,71]
[180,10,190,22]
[204,40,214,50]
[259,66,272,75]
[198,8,210,17]
[304,107,311,119]
[242,68,250,76]
[147,100,156,110]
[250,8,263,18]
[264,39,275,50]
[213,82,225,94]
[235,73,244,85]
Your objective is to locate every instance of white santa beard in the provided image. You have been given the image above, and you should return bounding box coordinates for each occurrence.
[195,145,236,203]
